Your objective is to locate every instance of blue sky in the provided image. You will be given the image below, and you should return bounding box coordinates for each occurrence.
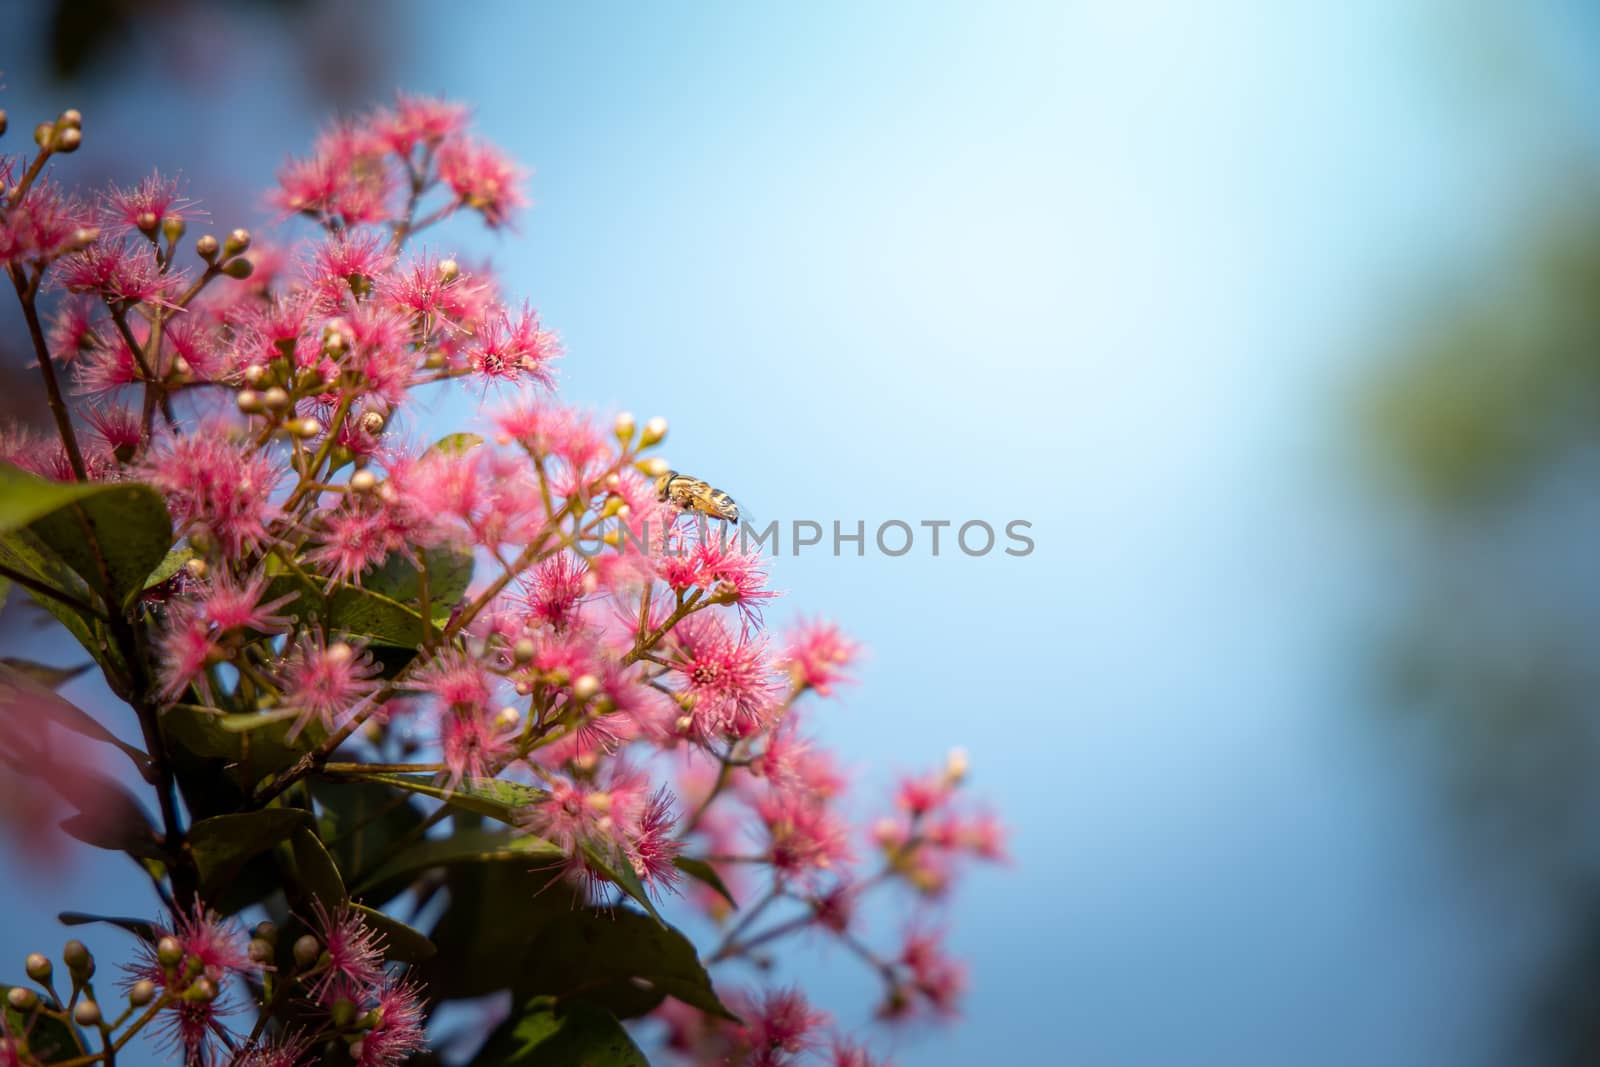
[5,1,1599,1063]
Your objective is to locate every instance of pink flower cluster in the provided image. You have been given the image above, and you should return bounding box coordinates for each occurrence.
[0,95,1004,1067]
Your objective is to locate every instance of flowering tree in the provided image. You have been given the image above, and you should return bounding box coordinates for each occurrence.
[0,95,1002,1067]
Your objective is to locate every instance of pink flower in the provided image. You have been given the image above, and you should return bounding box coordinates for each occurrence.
[464,304,558,386]
[199,573,297,634]
[304,230,395,308]
[0,179,92,266]
[307,901,387,1006]
[731,988,830,1067]
[102,171,196,236]
[414,648,493,710]
[437,136,527,228]
[782,619,859,696]
[352,978,426,1067]
[55,239,185,306]
[440,705,517,788]
[306,506,403,586]
[144,430,281,555]
[124,906,256,1066]
[273,122,394,226]
[757,788,853,880]
[518,551,590,631]
[896,930,966,1018]
[667,614,784,738]
[46,295,102,362]
[627,787,684,894]
[156,609,219,703]
[278,636,381,739]
[376,94,469,156]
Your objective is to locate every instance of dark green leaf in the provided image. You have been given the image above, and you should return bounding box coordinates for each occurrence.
[365,544,475,608]
[316,780,426,899]
[189,808,313,896]
[471,996,648,1067]
[265,572,429,649]
[354,826,564,893]
[672,857,738,909]
[350,903,435,962]
[581,839,663,925]
[165,705,319,794]
[290,827,347,906]
[2,985,85,1064]
[519,908,735,1021]
[425,863,581,999]
[337,772,543,824]
[0,462,173,604]
[58,911,157,942]
[0,531,107,668]
[131,543,196,603]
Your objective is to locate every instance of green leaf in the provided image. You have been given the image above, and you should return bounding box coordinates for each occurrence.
[337,771,544,824]
[426,432,484,458]
[289,826,347,906]
[425,863,582,999]
[0,531,106,666]
[0,659,147,767]
[471,996,648,1067]
[0,657,92,689]
[316,780,426,898]
[0,462,173,604]
[58,911,157,942]
[581,839,663,925]
[518,908,735,1021]
[132,543,196,602]
[349,903,435,962]
[189,808,314,896]
[354,826,564,893]
[365,544,475,608]
[672,857,738,909]
[265,572,429,649]
[2,985,85,1064]
[165,705,319,795]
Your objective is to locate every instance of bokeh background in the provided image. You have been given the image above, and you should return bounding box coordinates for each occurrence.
[6,0,1600,1063]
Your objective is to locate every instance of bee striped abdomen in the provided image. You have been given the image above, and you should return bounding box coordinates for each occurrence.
[655,470,740,524]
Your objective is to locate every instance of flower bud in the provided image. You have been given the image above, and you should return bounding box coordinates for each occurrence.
[423,351,447,370]
[513,638,536,663]
[293,934,320,969]
[196,234,220,261]
[53,127,82,153]
[136,211,159,235]
[0,110,8,137]
[358,410,386,436]
[156,937,184,968]
[639,416,668,448]
[613,411,636,445]
[331,997,357,1028]
[293,417,322,439]
[236,389,263,414]
[495,706,521,729]
[224,228,251,257]
[242,362,268,387]
[184,978,216,1004]
[248,939,274,965]
[638,457,669,478]
[72,1000,100,1026]
[349,469,378,493]
[221,257,254,280]
[262,387,291,413]
[944,746,968,784]
[572,674,600,701]
[69,227,98,251]
[184,557,209,581]
[128,980,155,1007]
[674,714,694,734]
[6,987,37,1012]
[62,940,92,977]
[34,122,54,147]
[57,109,82,130]
[24,953,51,982]
[437,258,459,283]
[162,214,186,243]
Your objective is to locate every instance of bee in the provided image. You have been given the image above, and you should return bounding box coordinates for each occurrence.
[655,470,740,524]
